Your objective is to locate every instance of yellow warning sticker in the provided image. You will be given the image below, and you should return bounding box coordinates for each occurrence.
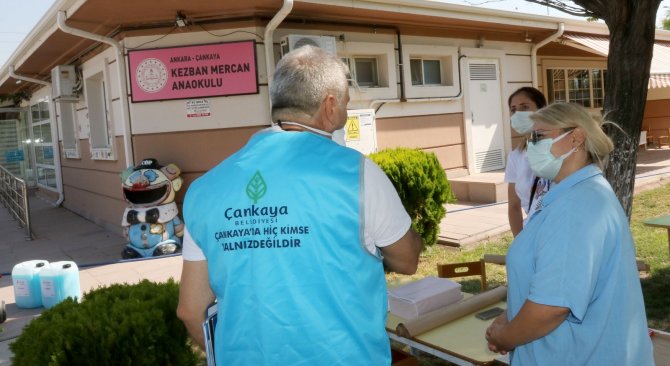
[345,116,360,141]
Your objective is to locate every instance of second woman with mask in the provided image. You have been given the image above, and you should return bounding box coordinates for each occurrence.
[505,87,549,236]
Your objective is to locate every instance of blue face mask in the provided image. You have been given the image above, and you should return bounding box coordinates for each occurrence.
[527,130,575,180]
[510,111,534,134]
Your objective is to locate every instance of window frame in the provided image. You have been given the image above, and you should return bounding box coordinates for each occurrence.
[410,58,443,86]
[58,101,81,159]
[337,41,397,101]
[546,67,607,108]
[352,57,380,87]
[402,44,459,98]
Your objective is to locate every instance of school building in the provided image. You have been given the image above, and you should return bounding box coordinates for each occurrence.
[1,0,670,235]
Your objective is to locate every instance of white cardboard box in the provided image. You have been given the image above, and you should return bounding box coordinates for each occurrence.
[388,276,463,320]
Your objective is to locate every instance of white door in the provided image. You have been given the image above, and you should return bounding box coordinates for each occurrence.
[0,107,34,185]
[468,59,505,173]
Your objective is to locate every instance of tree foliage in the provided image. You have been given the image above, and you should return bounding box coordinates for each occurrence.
[526,0,663,218]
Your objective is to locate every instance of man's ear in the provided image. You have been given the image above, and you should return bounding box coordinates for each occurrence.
[322,94,338,130]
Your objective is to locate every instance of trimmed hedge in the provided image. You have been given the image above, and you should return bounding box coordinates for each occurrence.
[370,148,455,247]
[10,279,199,366]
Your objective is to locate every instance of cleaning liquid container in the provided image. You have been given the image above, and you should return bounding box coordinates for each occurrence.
[39,261,81,309]
[12,260,49,308]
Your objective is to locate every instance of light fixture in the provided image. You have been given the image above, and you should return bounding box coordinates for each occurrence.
[476,35,485,48]
[15,79,22,84]
[175,12,187,28]
[524,31,533,43]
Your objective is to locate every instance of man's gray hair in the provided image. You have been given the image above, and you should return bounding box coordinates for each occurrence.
[270,45,349,121]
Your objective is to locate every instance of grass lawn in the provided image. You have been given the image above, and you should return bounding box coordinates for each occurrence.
[387,181,670,332]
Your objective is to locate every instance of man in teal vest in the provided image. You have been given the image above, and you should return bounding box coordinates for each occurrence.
[177,45,423,365]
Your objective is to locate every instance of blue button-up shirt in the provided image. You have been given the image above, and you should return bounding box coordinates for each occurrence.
[506,164,654,365]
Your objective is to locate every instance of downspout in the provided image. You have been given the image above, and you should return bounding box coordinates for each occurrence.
[9,65,64,206]
[531,22,564,88]
[396,29,406,103]
[57,10,134,168]
[264,0,294,109]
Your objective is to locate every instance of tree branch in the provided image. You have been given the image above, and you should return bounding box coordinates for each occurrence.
[524,0,599,18]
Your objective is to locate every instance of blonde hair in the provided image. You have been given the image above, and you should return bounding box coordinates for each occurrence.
[530,103,614,169]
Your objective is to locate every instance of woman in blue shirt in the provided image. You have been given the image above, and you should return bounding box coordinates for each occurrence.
[485,103,654,365]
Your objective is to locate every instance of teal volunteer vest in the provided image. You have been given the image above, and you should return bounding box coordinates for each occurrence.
[184,129,390,365]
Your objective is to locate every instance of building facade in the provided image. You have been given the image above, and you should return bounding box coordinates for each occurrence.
[1,0,669,234]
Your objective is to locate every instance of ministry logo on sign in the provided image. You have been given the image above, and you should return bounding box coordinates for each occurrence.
[246,171,267,204]
[136,58,168,93]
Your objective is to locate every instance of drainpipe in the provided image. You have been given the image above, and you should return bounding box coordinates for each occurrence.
[531,22,564,88]
[57,10,134,169]
[264,0,293,108]
[9,65,64,206]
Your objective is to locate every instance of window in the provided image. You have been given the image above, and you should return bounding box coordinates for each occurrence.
[403,45,458,98]
[84,71,115,160]
[343,57,380,87]
[59,102,80,158]
[353,58,378,87]
[410,58,443,85]
[546,68,607,108]
[338,41,396,100]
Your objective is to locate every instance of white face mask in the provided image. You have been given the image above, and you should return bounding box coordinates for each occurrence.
[510,111,534,134]
[278,121,332,137]
[277,121,347,145]
[331,128,346,146]
[527,129,575,180]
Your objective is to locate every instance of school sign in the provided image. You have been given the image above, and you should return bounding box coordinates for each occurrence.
[128,40,258,102]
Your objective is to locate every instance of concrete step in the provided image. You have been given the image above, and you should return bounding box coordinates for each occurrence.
[449,170,507,204]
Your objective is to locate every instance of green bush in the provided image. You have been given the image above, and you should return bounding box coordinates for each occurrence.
[369,148,455,247]
[10,279,199,366]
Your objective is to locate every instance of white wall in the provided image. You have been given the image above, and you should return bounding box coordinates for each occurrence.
[65,26,539,140]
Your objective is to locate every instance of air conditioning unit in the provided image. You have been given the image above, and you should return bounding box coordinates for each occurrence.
[280,35,337,56]
[51,65,78,101]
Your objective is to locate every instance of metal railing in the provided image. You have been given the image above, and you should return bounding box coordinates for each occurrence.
[0,164,32,240]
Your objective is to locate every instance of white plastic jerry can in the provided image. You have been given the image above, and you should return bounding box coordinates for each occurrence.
[12,260,49,309]
[39,261,81,309]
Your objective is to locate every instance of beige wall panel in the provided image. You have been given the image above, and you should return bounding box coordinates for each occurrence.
[647,87,670,101]
[62,166,124,201]
[132,126,263,174]
[505,54,532,83]
[376,113,464,149]
[63,185,127,235]
[129,92,271,134]
[423,145,466,170]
